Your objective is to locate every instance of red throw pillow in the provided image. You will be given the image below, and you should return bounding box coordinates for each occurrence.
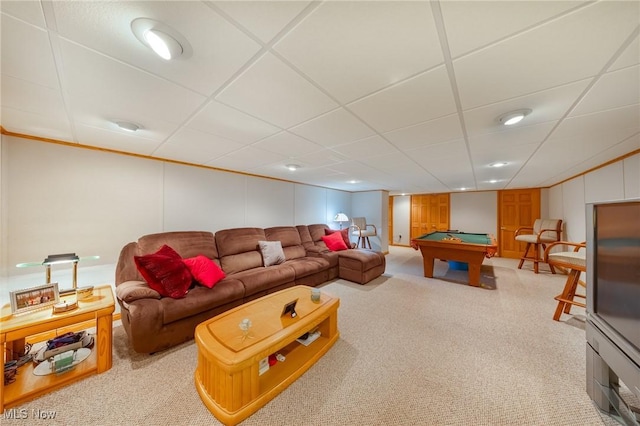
[322,231,349,251]
[324,228,351,248]
[134,245,192,298]
[182,255,226,288]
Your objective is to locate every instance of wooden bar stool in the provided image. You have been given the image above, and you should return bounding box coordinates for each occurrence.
[544,241,586,321]
[515,219,563,274]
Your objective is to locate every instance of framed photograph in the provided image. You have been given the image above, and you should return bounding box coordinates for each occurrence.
[10,283,60,315]
[281,299,298,318]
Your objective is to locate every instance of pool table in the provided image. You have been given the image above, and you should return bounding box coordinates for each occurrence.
[411,231,498,287]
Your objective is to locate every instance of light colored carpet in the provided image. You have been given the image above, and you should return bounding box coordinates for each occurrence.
[3,247,617,425]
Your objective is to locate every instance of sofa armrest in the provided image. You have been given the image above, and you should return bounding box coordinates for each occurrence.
[116,280,161,303]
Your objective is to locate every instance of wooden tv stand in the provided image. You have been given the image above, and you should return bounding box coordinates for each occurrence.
[194,286,339,425]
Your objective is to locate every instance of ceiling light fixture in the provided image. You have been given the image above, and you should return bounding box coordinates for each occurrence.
[498,109,532,126]
[490,162,508,168]
[131,18,191,61]
[286,164,300,171]
[143,29,183,60]
[115,121,140,132]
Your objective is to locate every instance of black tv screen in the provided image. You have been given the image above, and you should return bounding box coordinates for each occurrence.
[593,201,640,353]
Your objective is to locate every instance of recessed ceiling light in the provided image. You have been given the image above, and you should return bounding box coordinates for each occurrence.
[460,187,467,191]
[498,109,532,126]
[489,179,498,184]
[144,29,182,60]
[286,164,300,171]
[115,121,140,132]
[131,18,191,61]
[348,180,359,184]
[490,162,508,168]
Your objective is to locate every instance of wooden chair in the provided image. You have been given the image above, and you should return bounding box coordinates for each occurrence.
[350,217,377,249]
[515,219,563,273]
[544,241,586,321]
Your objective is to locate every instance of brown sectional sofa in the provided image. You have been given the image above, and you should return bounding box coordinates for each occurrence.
[115,224,385,353]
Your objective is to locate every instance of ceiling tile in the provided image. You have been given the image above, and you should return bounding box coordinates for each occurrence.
[331,135,398,160]
[454,1,640,109]
[440,1,584,58]
[0,0,46,27]
[1,75,67,121]
[252,131,324,157]
[216,52,338,128]
[1,107,72,141]
[571,65,640,117]
[288,108,375,147]
[348,66,456,133]
[206,145,286,171]
[60,41,206,126]
[1,14,59,88]
[213,0,311,43]
[51,1,262,96]
[75,124,163,156]
[609,34,640,71]
[187,100,281,144]
[384,113,463,150]
[274,1,442,103]
[468,121,555,154]
[463,79,590,137]
[552,104,639,142]
[164,127,245,157]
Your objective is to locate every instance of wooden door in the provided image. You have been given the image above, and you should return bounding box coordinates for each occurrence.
[498,189,540,258]
[411,194,450,239]
[388,197,393,245]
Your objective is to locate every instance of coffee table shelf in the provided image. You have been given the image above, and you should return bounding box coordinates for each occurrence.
[195,286,339,426]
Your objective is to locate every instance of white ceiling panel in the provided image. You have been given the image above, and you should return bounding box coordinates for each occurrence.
[187,100,280,144]
[1,1,638,195]
[454,1,640,109]
[252,131,323,157]
[440,0,583,58]
[75,124,163,156]
[51,1,262,96]
[274,1,442,104]
[289,108,375,147]
[463,79,590,137]
[331,135,398,160]
[216,52,338,128]
[570,65,640,117]
[212,0,311,43]
[60,40,206,125]
[384,113,463,151]
[1,107,72,141]
[1,14,59,88]
[609,34,640,71]
[0,0,46,27]
[348,66,456,133]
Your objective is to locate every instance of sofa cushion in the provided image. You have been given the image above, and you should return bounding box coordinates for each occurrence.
[216,228,266,274]
[265,226,306,260]
[286,257,331,279]
[161,278,245,324]
[116,280,161,303]
[258,241,286,267]
[232,265,296,297]
[138,231,218,260]
[325,228,350,247]
[183,255,226,288]
[134,245,193,299]
[322,231,349,251]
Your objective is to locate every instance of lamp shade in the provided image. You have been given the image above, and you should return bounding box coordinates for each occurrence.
[334,213,349,222]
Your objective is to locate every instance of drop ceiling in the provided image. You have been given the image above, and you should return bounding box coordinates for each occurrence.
[1,1,639,194]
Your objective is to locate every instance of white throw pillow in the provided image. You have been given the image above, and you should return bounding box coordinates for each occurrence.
[258,241,286,267]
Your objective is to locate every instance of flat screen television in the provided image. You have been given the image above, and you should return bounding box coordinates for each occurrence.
[586,199,640,423]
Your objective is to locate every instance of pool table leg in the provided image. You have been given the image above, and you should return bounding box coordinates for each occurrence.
[467,263,481,287]
[421,254,435,278]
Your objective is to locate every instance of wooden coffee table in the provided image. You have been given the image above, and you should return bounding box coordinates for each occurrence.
[194,285,340,425]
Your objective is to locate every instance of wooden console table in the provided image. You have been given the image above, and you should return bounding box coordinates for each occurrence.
[195,285,340,425]
[0,285,114,413]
